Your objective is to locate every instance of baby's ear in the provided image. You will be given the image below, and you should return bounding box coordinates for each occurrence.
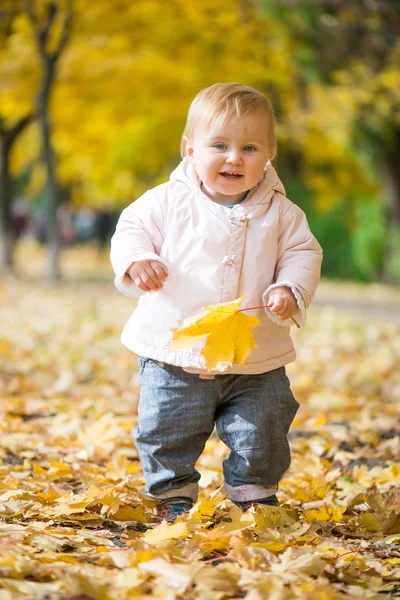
[182,136,194,159]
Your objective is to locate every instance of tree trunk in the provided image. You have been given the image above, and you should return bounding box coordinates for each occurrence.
[0,116,32,272]
[25,0,73,282]
[38,59,61,281]
[380,127,400,284]
[0,135,14,269]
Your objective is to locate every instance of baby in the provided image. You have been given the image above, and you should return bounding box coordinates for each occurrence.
[110,83,323,521]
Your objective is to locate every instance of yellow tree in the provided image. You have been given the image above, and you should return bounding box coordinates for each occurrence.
[14,0,297,206]
[5,0,298,277]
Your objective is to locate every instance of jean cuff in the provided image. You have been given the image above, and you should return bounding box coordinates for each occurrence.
[145,481,199,503]
[223,482,278,502]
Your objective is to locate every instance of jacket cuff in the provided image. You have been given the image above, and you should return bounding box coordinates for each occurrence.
[262,281,307,328]
[114,252,168,298]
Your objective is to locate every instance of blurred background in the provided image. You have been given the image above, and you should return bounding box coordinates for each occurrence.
[0,0,399,287]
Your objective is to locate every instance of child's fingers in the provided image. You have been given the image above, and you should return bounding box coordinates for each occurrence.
[139,267,162,290]
[275,304,288,318]
[129,261,167,292]
[150,261,168,282]
[267,292,297,320]
[267,295,284,312]
[140,263,168,290]
[273,300,297,320]
[133,276,152,292]
[268,297,291,318]
[134,267,158,291]
[277,305,292,319]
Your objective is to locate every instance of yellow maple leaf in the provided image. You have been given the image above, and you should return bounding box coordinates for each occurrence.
[190,492,226,521]
[261,540,289,552]
[303,504,346,523]
[358,511,382,532]
[143,520,190,545]
[37,486,62,503]
[170,294,260,370]
[112,504,147,522]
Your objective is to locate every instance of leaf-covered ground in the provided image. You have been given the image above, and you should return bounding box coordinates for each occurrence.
[0,243,399,599]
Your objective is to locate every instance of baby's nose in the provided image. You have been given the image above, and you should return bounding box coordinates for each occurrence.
[227,151,243,164]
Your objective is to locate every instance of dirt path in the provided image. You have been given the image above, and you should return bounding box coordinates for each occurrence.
[12,240,400,324]
[312,280,400,324]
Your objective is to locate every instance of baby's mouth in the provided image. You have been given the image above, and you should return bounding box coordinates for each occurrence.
[219,172,243,179]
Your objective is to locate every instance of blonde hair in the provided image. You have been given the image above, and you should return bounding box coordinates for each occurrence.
[181,82,277,159]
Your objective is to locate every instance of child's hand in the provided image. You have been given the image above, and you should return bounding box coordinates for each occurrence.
[127,260,168,292]
[267,286,297,320]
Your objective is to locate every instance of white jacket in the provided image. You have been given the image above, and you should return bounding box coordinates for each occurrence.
[110,158,323,375]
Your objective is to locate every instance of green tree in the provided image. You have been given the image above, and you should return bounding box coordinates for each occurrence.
[262,0,400,281]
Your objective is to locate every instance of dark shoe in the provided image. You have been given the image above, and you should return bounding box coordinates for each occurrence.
[235,494,279,512]
[156,496,193,522]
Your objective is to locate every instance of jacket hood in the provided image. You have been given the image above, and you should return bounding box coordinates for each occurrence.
[170,157,286,204]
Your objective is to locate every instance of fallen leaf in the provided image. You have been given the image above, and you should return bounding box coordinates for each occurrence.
[143,520,190,545]
[303,504,347,523]
[138,558,194,593]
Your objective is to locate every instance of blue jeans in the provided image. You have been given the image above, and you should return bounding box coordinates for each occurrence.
[133,357,300,503]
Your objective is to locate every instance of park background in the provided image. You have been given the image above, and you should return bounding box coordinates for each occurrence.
[1,0,400,284]
[0,1,399,599]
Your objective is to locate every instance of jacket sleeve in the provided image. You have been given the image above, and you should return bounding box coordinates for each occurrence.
[262,200,323,327]
[110,189,167,297]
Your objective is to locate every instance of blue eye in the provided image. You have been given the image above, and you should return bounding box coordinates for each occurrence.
[244,146,256,152]
[213,143,226,150]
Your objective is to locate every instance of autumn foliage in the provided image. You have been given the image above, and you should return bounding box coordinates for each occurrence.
[0,247,399,598]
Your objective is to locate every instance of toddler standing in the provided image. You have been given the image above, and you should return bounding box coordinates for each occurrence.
[110,83,323,522]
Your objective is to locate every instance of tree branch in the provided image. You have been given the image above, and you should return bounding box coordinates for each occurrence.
[9,114,34,145]
[0,9,19,19]
[0,114,33,146]
[24,0,46,61]
[53,0,73,60]
[41,2,57,52]
[24,0,57,60]
[24,0,74,64]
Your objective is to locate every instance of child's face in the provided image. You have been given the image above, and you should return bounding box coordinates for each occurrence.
[183,112,271,205]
